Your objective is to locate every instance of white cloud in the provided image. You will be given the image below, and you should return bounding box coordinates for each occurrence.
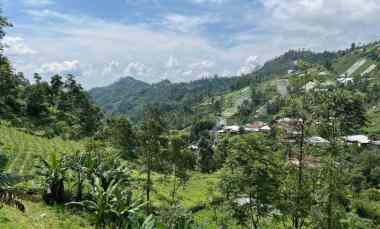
[24,0,54,7]
[7,1,380,88]
[162,14,219,33]
[189,60,215,69]
[102,60,121,75]
[37,60,81,75]
[237,56,260,75]
[123,62,151,79]
[2,36,36,55]
[165,56,180,68]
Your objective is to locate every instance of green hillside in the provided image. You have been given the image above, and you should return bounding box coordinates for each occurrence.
[0,124,83,176]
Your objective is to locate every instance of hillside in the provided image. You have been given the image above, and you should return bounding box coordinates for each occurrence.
[89,76,239,125]
[89,49,343,126]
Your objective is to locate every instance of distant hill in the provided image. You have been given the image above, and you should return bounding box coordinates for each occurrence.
[89,76,240,124]
[90,41,380,127]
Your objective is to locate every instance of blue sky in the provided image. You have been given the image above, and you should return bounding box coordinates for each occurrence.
[2,0,380,88]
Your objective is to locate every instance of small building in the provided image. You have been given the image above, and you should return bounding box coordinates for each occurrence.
[342,135,371,146]
[223,125,240,133]
[260,125,271,132]
[245,121,266,132]
[371,140,380,146]
[305,136,329,145]
[337,77,354,85]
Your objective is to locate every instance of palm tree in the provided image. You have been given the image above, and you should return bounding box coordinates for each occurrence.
[36,152,67,203]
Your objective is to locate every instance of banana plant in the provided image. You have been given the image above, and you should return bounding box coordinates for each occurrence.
[68,176,148,229]
[0,147,25,212]
[0,173,25,212]
[35,151,67,203]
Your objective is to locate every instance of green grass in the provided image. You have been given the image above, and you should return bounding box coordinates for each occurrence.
[152,172,221,209]
[333,52,364,74]
[0,125,83,176]
[221,87,251,118]
[0,200,92,229]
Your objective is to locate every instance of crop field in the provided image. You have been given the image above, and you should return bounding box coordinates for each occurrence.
[0,125,83,176]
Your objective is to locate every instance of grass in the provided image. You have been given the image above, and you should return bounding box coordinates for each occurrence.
[0,200,92,229]
[0,125,83,176]
[152,172,221,209]
[333,52,364,74]
[222,87,251,118]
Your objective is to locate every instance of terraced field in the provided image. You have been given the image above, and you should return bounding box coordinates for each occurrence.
[0,124,83,176]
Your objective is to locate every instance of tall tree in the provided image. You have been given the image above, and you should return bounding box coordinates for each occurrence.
[139,105,167,213]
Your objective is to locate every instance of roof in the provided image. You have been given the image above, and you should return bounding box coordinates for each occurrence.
[337,77,353,84]
[223,125,240,132]
[260,125,271,131]
[342,135,371,144]
[245,121,266,129]
[371,140,380,146]
[306,136,329,145]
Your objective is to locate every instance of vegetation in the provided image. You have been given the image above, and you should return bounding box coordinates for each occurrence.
[2,10,380,229]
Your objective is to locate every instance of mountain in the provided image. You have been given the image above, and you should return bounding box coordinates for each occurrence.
[89,76,241,124]
[90,41,380,127]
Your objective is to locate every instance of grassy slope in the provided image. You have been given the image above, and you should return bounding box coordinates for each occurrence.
[0,201,92,229]
[0,125,227,227]
[0,125,83,177]
[0,125,90,229]
[222,87,251,118]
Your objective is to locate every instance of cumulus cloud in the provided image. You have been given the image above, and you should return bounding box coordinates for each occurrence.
[123,62,151,79]
[37,60,81,75]
[237,56,260,75]
[6,0,380,88]
[2,36,36,55]
[162,14,219,33]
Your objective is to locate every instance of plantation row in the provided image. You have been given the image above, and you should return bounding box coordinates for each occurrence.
[0,125,82,176]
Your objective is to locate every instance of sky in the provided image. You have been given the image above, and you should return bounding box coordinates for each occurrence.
[1,0,380,89]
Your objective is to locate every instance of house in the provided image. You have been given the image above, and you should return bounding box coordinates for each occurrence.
[342,135,371,145]
[223,125,240,133]
[260,125,271,132]
[371,140,380,146]
[288,69,295,74]
[245,121,266,132]
[337,77,354,85]
[305,136,329,145]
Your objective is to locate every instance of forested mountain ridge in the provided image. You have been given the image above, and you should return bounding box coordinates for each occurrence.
[89,42,380,128]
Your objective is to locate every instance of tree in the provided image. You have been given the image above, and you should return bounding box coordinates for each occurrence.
[198,135,215,173]
[166,134,195,205]
[220,134,282,229]
[66,151,92,201]
[138,105,167,213]
[105,116,136,159]
[311,89,368,229]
